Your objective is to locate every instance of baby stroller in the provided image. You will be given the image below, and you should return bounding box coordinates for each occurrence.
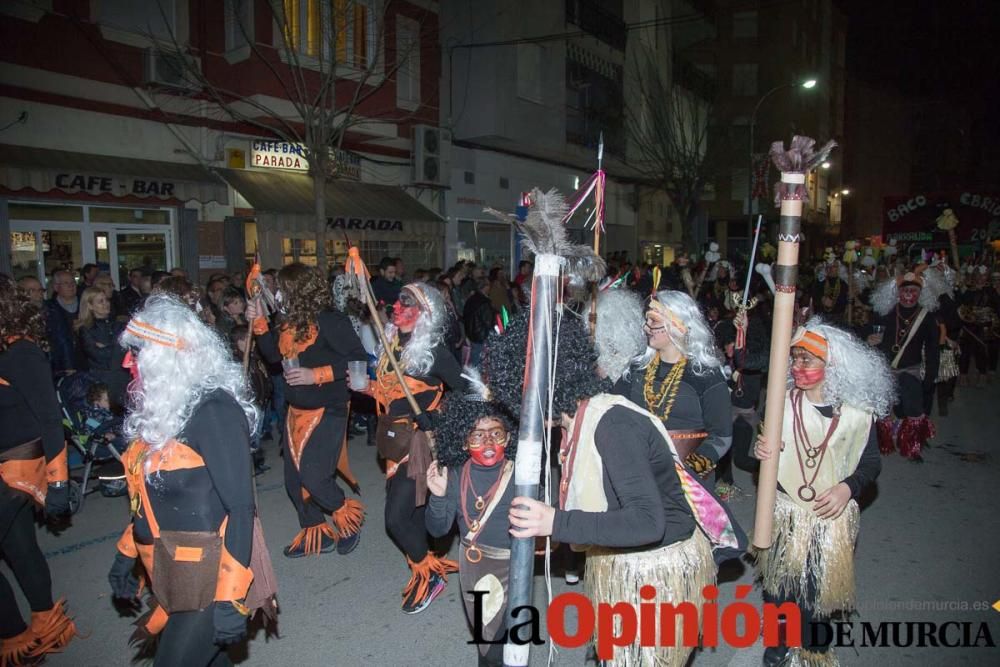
[56,372,127,514]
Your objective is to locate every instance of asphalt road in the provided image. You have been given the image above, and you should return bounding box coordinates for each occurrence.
[9,379,1000,666]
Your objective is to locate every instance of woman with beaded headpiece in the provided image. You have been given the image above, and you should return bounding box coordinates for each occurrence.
[754,317,893,666]
[615,289,733,479]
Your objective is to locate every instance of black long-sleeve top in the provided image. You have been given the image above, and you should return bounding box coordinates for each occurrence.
[0,340,65,463]
[382,341,466,417]
[552,406,697,550]
[616,362,733,464]
[873,304,939,381]
[774,404,881,500]
[256,310,367,414]
[79,317,126,371]
[812,278,848,315]
[131,390,254,570]
[425,462,514,549]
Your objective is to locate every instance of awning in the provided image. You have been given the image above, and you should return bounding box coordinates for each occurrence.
[219,169,443,223]
[0,144,229,204]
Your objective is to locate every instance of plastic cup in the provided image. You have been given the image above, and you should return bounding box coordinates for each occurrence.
[871,325,884,344]
[348,360,369,390]
[282,356,300,372]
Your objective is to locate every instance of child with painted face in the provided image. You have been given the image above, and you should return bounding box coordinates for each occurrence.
[753,319,891,666]
[425,387,517,667]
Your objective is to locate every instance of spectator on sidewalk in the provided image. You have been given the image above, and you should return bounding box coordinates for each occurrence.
[463,277,494,367]
[47,269,82,373]
[117,268,145,316]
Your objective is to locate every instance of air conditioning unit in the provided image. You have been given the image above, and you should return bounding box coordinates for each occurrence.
[412,125,451,187]
[145,49,199,90]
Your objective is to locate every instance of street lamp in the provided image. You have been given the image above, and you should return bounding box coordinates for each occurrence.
[747,78,819,239]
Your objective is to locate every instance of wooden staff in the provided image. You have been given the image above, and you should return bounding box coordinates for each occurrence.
[588,134,605,340]
[753,136,835,549]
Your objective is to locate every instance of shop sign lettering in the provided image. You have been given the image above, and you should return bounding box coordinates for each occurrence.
[251,140,308,171]
[55,173,176,197]
[327,217,404,232]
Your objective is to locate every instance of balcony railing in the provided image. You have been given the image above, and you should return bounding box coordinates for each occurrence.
[566,0,627,51]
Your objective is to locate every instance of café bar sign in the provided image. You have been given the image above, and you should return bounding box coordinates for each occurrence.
[249,140,361,180]
[55,173,176,196]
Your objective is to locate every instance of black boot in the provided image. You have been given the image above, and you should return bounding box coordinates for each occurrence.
[937,383,949,417]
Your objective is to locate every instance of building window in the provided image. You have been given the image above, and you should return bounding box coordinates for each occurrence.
[732,63,758,97]
[499,177,509,189]
[396,16,421,110]
[464,171,475,185]
[731,168,749,202]
[98,0,180,40]
[732,10,757,39]
[281,0,377,68]
[225,0,253,52]
[517,43,544,103]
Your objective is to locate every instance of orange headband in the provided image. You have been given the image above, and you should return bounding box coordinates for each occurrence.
[791,328,828,362]
[647,299,687,334]
[125,319,184,349]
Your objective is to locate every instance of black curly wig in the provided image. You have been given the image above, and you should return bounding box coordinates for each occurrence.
[482,309,608,420]
[434,393,519,468]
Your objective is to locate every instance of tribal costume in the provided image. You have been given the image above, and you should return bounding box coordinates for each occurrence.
[0,275,76,666]
[616,290,733,479]
[425,376,518,667]
[958,266,999,385]
[486,313,745,667]
[253,264,367,557]
[755,319,891,667]
[869,268,940,460]
[112,295,277,666]
[372,283,463,613]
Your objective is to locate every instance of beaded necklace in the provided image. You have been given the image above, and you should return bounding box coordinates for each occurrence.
[643,356,687,422]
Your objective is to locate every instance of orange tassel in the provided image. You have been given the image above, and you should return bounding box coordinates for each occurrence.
[332,499,365,538]
[25,599,76,659]
[287,523,336,556]
[402,553,458,602]
[344,246,369,279]
[1,629,37,667]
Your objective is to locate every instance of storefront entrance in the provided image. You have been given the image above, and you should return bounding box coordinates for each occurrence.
[9,202,175,287]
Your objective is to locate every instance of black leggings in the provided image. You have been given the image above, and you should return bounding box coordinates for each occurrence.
[763,575,831,654]
[0,493,53,638]
[154,604,231,667]
[959,336,989,375]
[384,460,428,562]
[283,411,348,528]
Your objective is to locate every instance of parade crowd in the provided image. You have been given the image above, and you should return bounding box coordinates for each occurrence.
[1,227,999,667]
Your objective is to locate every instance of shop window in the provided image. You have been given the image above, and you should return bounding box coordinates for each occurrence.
[10,231,38,280]
[9,203,83,222]
[244,221,258,267]
[42,230,83,280]
[458,220,512,272]
[90,207,171,225]
[282,237,297,266]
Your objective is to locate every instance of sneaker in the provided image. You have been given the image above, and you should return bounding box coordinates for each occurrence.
[763,645,789,666]
[336,527,362,555]
[715,481,742,502]
[401,572,447,614]
[282,525,337,558]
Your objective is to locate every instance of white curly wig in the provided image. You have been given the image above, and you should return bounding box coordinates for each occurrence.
[869,278,898,316]
[120,294,259,452]
[584,289,647,383]
[380,282,448,376]
[789,316,896,417]
[639,289,724,375]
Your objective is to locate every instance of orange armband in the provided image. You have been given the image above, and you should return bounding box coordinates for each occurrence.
[252,317,269,336]
[215,546,254,603]
[314,365,334,385]
[45,447,68,484]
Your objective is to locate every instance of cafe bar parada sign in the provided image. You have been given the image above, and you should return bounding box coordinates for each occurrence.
[250,140,361,180]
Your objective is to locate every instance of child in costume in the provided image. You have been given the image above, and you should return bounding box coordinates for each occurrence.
[425,373,517,667]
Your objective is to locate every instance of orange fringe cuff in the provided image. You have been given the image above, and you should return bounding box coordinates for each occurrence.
[45,448,68,484]
[287,522,337,556]
[1,629,37,667]
[403,553,459,602]
[26,599,76,660]
[252,317,269,336]
[314,365,334,385]
[332,498,365,538]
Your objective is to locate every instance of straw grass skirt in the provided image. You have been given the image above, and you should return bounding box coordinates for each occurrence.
[755,492,860,616]
[584,529,715,667]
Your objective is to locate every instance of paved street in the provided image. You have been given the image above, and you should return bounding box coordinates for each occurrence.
[10,380,999,666]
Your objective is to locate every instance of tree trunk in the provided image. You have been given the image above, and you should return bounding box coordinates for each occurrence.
[313,164,327,271]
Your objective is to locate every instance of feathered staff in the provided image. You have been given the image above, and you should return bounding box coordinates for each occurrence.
[485,188,604,667]
[753,135,836,550]
[936,208,961,287]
